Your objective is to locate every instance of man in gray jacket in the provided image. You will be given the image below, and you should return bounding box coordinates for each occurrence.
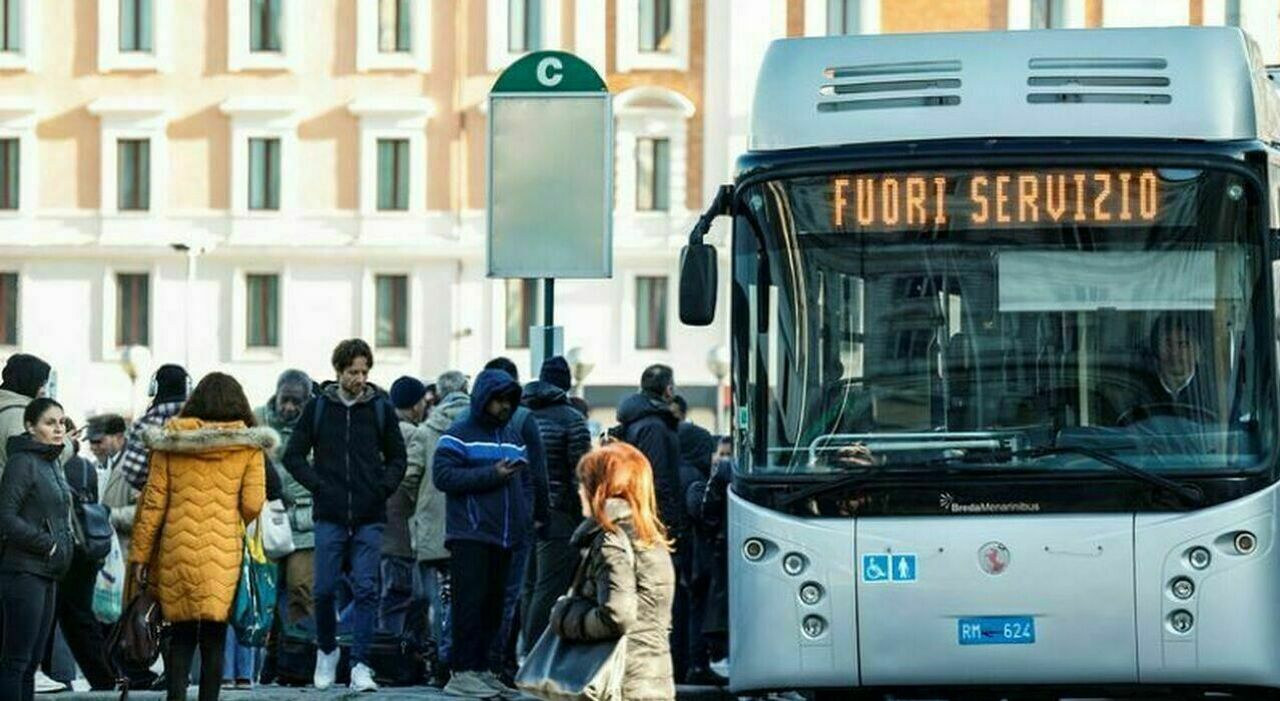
[254,370,315,633]
[410,370,469,685]
[0,354,51,472]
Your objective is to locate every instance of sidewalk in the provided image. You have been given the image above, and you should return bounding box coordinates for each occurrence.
[64,684,735,700]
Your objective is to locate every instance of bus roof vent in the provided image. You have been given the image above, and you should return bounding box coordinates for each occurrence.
[1026,56,1171,106]
[818,60,962,113]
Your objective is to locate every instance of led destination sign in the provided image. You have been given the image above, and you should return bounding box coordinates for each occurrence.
[830,169,1166,231]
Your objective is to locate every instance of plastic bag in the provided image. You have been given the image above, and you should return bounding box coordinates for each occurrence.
[92,530,124,624]
[249,499,296,560]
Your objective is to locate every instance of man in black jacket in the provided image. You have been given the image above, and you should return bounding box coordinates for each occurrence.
[283,339,408,693]
[615,363,692,682]
[520,356,591,649]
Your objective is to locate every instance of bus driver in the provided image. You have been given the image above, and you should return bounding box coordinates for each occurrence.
[1119,313,1219,425]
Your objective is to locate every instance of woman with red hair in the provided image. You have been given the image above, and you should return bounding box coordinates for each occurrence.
[549,442,677,700]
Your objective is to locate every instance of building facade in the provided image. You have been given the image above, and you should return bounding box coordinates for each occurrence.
[0,0,1275,422]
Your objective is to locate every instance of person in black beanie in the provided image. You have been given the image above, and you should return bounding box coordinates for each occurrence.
[519,356,591,650]
[0,354,52,469]
[121,364,191,490]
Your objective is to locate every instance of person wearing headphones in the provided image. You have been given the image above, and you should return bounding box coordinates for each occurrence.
[120,364,191,490]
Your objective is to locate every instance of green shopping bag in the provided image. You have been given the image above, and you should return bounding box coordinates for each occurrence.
[231,523,278,647]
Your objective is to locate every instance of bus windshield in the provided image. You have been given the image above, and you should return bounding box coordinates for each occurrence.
[736,166,1276,476]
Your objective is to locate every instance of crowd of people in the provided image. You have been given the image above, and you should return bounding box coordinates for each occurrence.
[0,341,733,700]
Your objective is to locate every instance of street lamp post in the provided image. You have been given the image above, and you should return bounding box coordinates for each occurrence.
[121,345,152,419]
[707,345,731,434]
[566,346,596,399]
[171,242,210,372]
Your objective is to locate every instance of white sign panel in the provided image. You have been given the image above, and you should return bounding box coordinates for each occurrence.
[488,94,613,279]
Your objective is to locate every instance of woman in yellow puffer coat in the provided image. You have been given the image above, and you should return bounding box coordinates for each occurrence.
[129,372,276,701]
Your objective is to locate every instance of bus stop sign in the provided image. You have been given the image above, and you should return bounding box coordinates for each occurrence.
[488,51,612,279]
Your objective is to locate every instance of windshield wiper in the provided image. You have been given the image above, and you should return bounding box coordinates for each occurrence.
[1024,445,1203,505]
[930,445,1204,506]
[777,445,1204,508]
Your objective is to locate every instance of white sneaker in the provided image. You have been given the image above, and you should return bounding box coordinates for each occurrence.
[34,669,66,693]
[349,662,379,693]
[313,647,341,690]
[443,671,499,698]
[479,671,522,699]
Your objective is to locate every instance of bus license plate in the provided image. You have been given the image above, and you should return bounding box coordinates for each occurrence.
[958,616,1036,645]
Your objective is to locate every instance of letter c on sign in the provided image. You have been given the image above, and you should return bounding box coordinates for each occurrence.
[537,57,564,88]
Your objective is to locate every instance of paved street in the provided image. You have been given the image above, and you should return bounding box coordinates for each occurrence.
[60,686,736,700]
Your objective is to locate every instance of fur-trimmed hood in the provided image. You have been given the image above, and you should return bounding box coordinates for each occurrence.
[143,417,280,454]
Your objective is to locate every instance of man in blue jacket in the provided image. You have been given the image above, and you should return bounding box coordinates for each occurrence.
[432,368,529,700]
[283,339,407,693]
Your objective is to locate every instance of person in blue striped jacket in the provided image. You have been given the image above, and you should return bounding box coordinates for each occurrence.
[431,368,531,700]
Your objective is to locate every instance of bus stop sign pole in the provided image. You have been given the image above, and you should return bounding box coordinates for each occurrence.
[487,52,612,377]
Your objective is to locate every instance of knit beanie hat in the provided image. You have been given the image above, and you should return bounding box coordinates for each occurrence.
[539,356,573,392]
[152,364,190,403]
[0,354,51,399]
[390,376,428,410]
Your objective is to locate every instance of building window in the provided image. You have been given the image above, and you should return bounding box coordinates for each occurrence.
[379,0,411,52]
[827,0,862,35]
[505,279,539,349]
[119,0,153,52]
[251,0,281,52]
[248,137,280,211]
[0,273,16,345]
[635,137,670,212]
[0,139,17,210]
[1030,0,1062,29]
[116,273,149,347]
[376,139,409,211]
[636,276,668,350]
[508,0,541,53]
[375,274,408,348]
[638,0,671,52]
[245,273,279,347]
[117,139,150,211]
[1,0,20,51]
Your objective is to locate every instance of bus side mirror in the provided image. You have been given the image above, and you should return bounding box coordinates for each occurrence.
[679,243,718,326]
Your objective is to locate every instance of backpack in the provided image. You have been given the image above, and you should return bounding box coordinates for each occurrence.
[70,458,113,562]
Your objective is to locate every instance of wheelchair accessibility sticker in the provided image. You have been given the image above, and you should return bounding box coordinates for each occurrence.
[862,553,917,583]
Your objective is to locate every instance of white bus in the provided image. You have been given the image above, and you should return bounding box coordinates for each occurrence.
[680,26,1280,699]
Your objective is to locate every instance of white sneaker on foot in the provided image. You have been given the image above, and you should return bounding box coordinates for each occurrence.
[350,662,379,692]
[443,671,499,698]
[313,647,341,690]
[479,671,522,699]
[34,669,66,693]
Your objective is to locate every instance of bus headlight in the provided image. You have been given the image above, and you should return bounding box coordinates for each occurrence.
[742,539,766,562]
[1170,577,1195,600]
[799,582,824,605]
[1169,610,1194,634]
[1234,531,1257,555]
[782,552,807,576]
[1187,546,1211,570]
[801,615,827,639]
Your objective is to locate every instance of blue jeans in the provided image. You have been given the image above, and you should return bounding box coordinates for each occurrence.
[222,628,256,681]
[416,562,451,666]
[314,521,384,665]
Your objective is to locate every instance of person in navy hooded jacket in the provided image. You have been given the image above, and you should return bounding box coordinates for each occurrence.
[432,368,530,700]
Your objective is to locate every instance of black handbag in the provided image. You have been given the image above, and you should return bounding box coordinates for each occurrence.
[514,534,632,701]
